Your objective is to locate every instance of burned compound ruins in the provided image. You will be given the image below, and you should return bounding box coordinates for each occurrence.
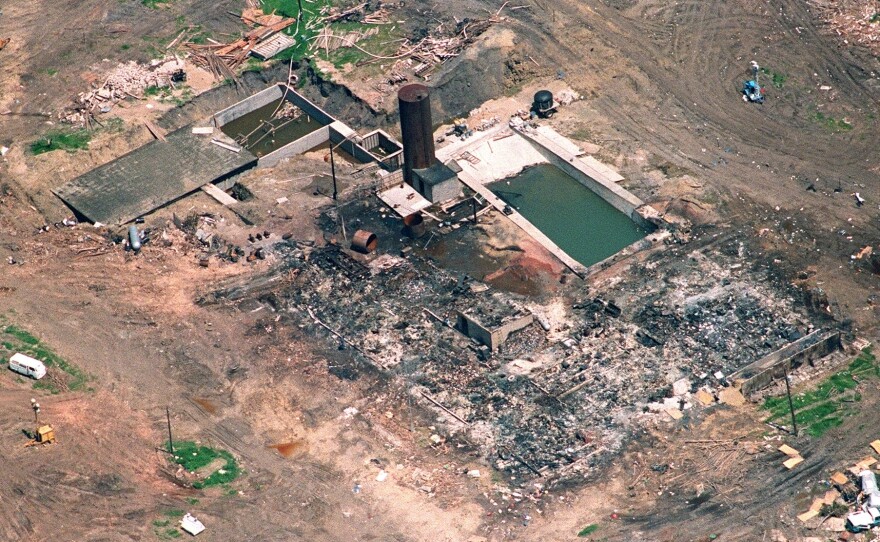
[104,81,843,487]
[6,1,880,538]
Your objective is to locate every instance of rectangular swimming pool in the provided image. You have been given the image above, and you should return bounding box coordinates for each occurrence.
[489,163,649,267]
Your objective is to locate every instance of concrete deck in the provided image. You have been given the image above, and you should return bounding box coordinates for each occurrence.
[54,126,257,224]
[455,163,588,277]
[377,182,432,217]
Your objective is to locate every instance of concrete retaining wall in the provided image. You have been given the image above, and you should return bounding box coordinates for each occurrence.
[212,83,399,171]
[730,329,842,396]
[258,125,330,167]
[213,84,284,126]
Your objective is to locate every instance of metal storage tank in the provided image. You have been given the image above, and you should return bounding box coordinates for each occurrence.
[398,83,435,185]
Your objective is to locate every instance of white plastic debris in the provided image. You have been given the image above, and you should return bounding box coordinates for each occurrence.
[342,407,359,418]
[467,469,481,478]
[376,470,388,482]
[180,513,205,536]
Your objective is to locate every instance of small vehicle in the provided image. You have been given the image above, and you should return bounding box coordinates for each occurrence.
[846,506,880,533]
[742,61,765,104]
[8,353,46,380]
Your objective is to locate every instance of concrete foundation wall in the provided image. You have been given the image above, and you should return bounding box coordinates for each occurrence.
[456,313,494,349]
[426,178,462,204]
[489,314,535,350]
[330,123,373,164]
[213,84,284,126]
[212,83,397,170]
[290,90,334,126]
[731,329,842,396]
[258,125,330,167]
[456,312,534,351]
[360,130,403,171]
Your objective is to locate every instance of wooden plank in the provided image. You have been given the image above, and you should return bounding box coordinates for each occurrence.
[695,390,715,405]
[201,183,237,207]
[871,439,880,454]
[821,489,840,504]
[144,120,167,142]
[665,408,683,420]
[831,471,849,485]
[783,456,804,469]
[797,509,820,522]
[858,456,878,468]
[778,444,800,457]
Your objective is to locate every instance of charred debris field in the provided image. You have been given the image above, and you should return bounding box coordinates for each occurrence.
[200,221,826,484]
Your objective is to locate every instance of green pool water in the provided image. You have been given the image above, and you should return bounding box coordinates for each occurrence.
[489,163,648,267]
[220,99,322,157]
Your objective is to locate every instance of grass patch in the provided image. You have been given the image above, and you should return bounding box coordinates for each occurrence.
[871,13,880,23]
[156,527,181,540]
[323,20,402,71]
[46,68,58,76]
[30,131,89,154]
[261,0,334,60]
[144,85,172,98]
[1,323,90,391]
[762,349,877,437]
[760,67,786,89]
[812,111,853,132]
[143,0,172,8]
[171,441,241,488]
[577,524,599,537]
[30,129,91,155]
[186,498,200,505]
[242,57,265,73]
[152,519,170,527]
[163,508,185,518]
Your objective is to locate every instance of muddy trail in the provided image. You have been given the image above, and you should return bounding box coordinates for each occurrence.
[500,0,880,235]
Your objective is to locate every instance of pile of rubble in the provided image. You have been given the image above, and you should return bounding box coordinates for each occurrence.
[812,0,880,53]
[182,11,296,79]
[67,58,185,122]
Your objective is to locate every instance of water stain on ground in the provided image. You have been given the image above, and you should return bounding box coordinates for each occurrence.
[192,397,218,415]
[268,440,307,458]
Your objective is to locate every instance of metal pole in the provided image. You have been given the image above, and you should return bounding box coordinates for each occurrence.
[783,366,798,436]
[166,406,174,454]
[329,142,338,201]
[472,197,478,224]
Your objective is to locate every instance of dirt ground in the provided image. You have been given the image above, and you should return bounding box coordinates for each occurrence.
[2,0,880,541]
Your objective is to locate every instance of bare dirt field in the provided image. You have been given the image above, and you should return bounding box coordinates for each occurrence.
[2,1,880,541]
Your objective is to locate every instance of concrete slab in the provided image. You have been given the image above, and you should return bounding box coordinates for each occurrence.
[377,182,432,217]
[54,125,257,224]
[535,125,585,157]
